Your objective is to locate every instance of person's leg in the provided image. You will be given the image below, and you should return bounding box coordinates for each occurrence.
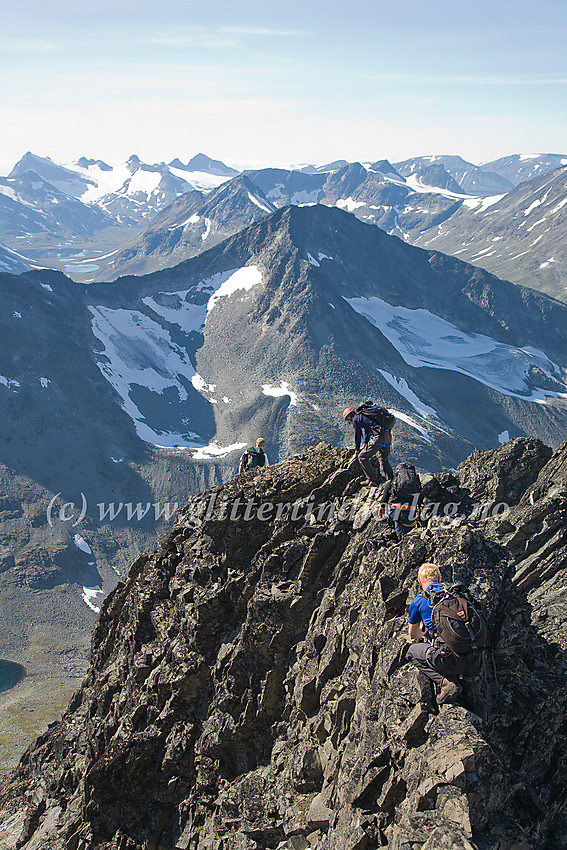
[387,504,402,538]
[460,653,489,720]
[357,443,381,484]
[377,444,393,480]
[406,643,445,687]
[399,508,419,536]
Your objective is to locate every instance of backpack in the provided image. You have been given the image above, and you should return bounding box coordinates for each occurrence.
[355,402,396,432]
[243,446,265,469]
[390,462,421,505]
[426,583,489,657]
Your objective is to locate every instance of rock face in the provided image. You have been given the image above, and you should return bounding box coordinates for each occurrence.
[1,437,566,850]
[495,440,567,649]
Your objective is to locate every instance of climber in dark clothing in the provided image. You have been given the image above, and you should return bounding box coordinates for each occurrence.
[378,462,423,539]
[405,564,488,719]
[343,407,393,484]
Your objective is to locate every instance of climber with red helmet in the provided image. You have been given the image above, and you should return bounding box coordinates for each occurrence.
[343,404,394,485]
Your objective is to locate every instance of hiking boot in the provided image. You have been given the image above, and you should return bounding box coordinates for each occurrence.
[438,678,462,704]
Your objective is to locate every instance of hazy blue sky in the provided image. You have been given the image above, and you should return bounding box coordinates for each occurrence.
[1,0,565,173]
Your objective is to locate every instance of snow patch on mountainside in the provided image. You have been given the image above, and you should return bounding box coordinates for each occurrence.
[167,167,229,192]
[262,382,298,406]
[463,194,506,213]
[0,184,18,202]
[143,293,208,330]
[142,266,263,330]
[247,192,272,213]
[206,266,262,314]
[390,409,433,443]
[88,305,202,446]
[89,266,264,447]
[82,585,103,613]
[74,534,92,555]
[192,442,247,460]
[0,375,20,390]
[336,198,366,213]
[404,174,469,200]
[378,370,439,419]
[124,169,162,197]
[345,296,567,402]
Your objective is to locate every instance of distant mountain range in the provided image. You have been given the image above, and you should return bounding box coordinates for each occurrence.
[1,151,566,299]
[7,152,233,223]
[393,155,513,195]
[412,165,567,301]
[481,153,567,186]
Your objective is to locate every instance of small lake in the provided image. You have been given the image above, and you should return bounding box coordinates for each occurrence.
[64,264,100,273]
[0,660,25,694]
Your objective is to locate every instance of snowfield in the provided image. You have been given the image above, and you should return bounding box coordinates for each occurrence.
[345,295,567,402]
[89,266,264,449]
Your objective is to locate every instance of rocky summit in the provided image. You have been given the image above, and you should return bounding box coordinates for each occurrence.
[1,436,566,850]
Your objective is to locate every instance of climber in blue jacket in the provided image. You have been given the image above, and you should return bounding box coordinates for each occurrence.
[343,407,393,484]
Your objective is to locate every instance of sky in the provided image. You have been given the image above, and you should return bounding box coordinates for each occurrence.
[1,0,566,175]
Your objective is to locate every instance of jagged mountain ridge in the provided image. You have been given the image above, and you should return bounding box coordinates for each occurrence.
[84,161,476,282]
[8,152,234,223]
[81,159,567,305]
[393,155,515,196]
[18,202,567,470]
[3,152,567,303]
[0,170,117,244]
[0,153,238,266]
[0,436,566,849]
[171,153,240,177]
[85,176,275,282]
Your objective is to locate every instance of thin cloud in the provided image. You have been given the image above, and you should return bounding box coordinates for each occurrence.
[0,37,58,51]
[220,26,305,37]
[364,71,567,87]
[151,35,238,48]
[146,24,304,49]
[456,75,567,86]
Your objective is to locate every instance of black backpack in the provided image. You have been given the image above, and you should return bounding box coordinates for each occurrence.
[243,446,265,469]
[391,462,421,504]
[355,401,396,432]
[426,584,489,657]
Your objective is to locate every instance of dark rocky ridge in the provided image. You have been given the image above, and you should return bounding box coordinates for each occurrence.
[1,436,566,849]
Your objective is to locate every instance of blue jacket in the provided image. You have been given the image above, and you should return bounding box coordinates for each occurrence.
[408,581,443,634]
[352,413,392,452]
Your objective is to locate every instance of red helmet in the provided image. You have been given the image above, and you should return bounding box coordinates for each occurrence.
[342,407,355,421]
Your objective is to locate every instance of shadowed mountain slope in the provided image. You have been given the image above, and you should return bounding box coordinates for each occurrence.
[413,166,567,301]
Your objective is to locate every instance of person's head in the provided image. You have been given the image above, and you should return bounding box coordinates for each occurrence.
[417,563,441,590]
[342,407,355,423]
[256,438,266,449]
